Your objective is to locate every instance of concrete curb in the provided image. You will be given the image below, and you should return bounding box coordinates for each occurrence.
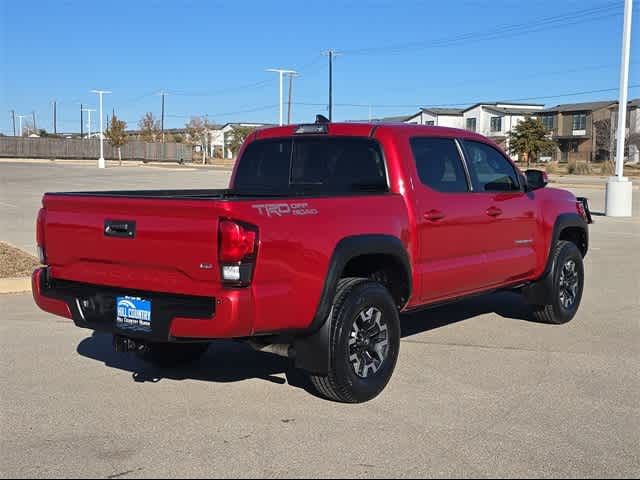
[0,277,32,294]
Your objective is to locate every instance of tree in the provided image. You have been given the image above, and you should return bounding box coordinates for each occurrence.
[594,118,612,162]
[226,125,257,158]
[138,112,160,142]
[185,117,208,165]
[105,115,128,165]
[508,117,555,167]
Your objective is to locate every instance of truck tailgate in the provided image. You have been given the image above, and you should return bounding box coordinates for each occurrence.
[42,194,224,297]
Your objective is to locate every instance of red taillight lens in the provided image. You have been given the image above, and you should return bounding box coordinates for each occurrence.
[219,220,257,263]
[36,208,46,264]
[576,201,589,223]
[36,208,45,247]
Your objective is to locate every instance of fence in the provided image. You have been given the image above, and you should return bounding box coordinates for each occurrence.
[0,137,192,163]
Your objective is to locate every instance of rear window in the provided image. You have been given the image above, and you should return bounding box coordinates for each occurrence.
[233,137,388,195]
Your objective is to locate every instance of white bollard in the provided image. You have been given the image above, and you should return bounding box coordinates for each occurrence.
[605,176,633,217]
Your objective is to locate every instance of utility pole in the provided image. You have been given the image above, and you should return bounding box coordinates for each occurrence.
[606,0,634,217]
[91,90,111,169]
[322,49,341,122]
[267,68,297,126]
[32,111,37,133]
[158,91,167,142]
[11,110,16,136]
[80,104,84,139]
[82,108,96,140]
[287,72,300,125]
[52,101,57,135]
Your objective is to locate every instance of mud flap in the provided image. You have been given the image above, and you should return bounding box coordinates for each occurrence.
[293,307,333,376]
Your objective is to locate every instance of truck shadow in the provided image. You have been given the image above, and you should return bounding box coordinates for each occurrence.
[76,291,536,393]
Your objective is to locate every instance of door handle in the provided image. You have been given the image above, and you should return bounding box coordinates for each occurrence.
[486,207,503,217]
[424,210,446,221]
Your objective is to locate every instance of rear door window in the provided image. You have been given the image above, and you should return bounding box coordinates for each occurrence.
[410,137,469,193]
[234,137,388,195]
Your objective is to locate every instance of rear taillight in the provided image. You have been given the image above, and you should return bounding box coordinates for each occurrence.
[219,219,258,285]
[36,208,46,264]
[576,198,593,224]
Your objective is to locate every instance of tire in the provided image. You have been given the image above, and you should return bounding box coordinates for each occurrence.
[138,342,210,368]
[310,278,401,403]
[532,240,584,325]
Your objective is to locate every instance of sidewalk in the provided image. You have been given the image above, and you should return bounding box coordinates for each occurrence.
[548,174,639,190]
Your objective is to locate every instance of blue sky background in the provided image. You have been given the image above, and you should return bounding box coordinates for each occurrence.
[1,0,638,134]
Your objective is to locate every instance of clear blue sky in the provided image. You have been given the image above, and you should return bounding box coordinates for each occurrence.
[1,0,638,134]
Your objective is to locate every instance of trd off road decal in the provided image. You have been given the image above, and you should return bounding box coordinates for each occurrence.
[252,202,318,217]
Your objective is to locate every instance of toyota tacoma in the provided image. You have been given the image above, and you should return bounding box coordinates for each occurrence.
[32,119,591,403]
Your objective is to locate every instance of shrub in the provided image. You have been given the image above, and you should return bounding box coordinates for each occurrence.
[568,162,592,175]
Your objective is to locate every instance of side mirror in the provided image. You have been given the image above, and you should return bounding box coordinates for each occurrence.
[525,169,548,192]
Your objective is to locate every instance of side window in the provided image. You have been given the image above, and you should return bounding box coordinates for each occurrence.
[463,140,521,192]
[410,138,469,193]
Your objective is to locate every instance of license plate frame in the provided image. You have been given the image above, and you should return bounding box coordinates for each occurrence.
[116,296,152,332]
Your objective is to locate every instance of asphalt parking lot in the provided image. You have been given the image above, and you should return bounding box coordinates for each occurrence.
[1,161,639,478]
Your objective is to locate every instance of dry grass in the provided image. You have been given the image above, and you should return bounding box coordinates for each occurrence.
[0,242,40,278]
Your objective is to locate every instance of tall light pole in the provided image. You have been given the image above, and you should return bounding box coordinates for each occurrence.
[16,115,28,137]
[91,90,111,169]
[267,69,297,126]
[287,72,300,125]
[82,108,96,140]
[10,110,16,136]
[606,0,634,217]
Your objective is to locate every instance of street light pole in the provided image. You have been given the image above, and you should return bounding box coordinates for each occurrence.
[82,108,96,140]
[91,90,111,169]
[267,69,297,126]
[287,72,300,125]
[606,0,634,217]
[16,115,28,137]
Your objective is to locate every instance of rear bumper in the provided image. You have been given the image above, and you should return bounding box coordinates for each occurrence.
[32,268,254,341]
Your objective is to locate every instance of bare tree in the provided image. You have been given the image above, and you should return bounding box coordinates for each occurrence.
[186,117,208,164]
[594,119,612,162]
[105,115,128,165]
[138,112,161,142]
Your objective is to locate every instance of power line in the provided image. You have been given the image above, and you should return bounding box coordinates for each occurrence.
[165,104,279,120]
[292,84,640,110]
[343,2,626,56]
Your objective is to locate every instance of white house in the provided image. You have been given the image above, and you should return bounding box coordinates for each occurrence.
[360,109,464,127]
[413,108,465,128]
[462,102,545,158]
[208,122,272,159]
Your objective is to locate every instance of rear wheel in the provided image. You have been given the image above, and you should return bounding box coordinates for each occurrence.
[310,278,401,403]
[531,241,584,325]
[138,342,210,368]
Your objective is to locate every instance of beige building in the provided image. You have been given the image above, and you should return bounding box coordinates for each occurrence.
[538,101,617,163]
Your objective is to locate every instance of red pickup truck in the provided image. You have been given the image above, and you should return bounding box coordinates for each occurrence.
[33,120,591,403]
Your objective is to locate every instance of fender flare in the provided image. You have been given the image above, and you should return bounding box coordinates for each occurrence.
[294,234,411,375]
[524,213,588,305]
